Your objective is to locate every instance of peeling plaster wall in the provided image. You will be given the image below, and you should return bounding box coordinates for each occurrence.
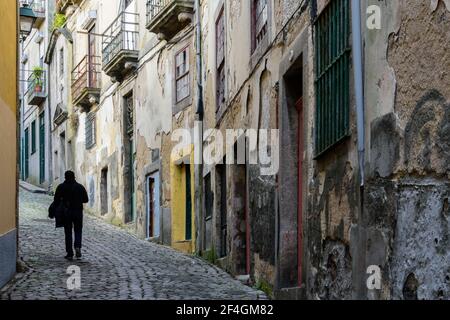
[363,0,450,300]
[201,0,311,293]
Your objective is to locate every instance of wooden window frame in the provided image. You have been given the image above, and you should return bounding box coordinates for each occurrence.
[174,45,191,104]
[215,7,226,113]
[251,0,268,54]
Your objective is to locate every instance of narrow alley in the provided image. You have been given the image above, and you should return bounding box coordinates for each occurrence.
[0,189,264,300]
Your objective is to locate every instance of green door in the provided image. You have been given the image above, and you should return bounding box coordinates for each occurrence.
[185,164,192,241]
[24,128,29,180]
[130,137,136,221]
[39,113,45,184]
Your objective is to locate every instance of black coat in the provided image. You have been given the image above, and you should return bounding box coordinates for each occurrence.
[49,180,89,228]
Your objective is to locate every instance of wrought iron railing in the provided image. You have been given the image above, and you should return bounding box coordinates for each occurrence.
[146,0,172,25]
[102,11,139,67]
[71,55,101,100]
[26,70,46,99]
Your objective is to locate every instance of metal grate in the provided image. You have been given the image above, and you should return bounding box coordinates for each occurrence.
[85,112,96,149]
[125,93,134,136]
[314,0,351,156]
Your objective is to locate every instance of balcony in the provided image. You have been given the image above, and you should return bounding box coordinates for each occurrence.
[20,0,46,28]
[72,55,101,111]
[56,0,82,14]
[146,0,194,40]
[102,12,139,82]
[26,70,47,106]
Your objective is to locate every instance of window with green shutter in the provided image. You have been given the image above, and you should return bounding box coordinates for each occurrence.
[31,120,36,154]
[314,0,351,156]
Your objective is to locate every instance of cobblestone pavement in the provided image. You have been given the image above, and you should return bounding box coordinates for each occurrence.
[1,190,265,300]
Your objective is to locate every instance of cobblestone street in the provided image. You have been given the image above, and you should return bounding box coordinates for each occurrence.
[0,190,264,300]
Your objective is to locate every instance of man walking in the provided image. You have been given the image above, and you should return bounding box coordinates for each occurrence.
[53,171,89,261]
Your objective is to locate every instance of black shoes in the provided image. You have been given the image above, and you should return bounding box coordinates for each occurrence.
[65,248,81,260]
[75,248,82,259]
[64,254,74,261]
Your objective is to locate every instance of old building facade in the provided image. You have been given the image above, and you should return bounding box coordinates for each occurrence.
[20,0,53,189]
[18,0,450,300]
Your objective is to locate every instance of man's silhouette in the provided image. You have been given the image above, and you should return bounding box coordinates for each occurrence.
[54,171,89,260]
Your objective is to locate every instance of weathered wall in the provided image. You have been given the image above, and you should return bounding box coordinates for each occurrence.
[0,0,17,288]
[363,0,450,300]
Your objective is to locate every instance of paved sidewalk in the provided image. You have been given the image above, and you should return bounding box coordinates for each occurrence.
[0,190,265,300]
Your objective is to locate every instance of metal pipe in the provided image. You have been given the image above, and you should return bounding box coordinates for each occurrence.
[351,0,365,187]
[195,0,203,118]
[194,0,204,253]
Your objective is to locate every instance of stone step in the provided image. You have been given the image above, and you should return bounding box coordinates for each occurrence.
[19,180,47,194]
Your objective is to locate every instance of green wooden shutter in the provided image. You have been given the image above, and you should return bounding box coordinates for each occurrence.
[24,128,30,180]
[31,120,36,154]
[39,113,45,184]
[314,0,351,156]
[185,164,192,241]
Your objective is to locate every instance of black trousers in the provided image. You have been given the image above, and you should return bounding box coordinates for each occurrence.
[64,212,83,256]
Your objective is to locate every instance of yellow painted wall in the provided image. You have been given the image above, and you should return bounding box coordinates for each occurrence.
[170,145,196,253]
[0,0,18,236]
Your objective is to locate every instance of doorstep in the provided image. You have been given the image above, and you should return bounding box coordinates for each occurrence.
[274,286,307,300]
[19,180,47,194]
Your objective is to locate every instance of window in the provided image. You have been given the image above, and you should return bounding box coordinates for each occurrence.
[39,41,44,67]
[216,9,225,111]
[314,0,351,156]
[124,0,133,9]
[125,92,134,136]
[85,112,96,149]
[59,48,64,77]
[175,47,190,103]
[31,120,36,154]
[252,0,268,52]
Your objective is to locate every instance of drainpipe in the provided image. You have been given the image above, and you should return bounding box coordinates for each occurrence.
[351,0,365,187]
[195,0,203,119]
[194,0,204,253]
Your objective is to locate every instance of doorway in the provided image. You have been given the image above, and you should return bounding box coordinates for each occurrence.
[217,163,227,258]
[101,167,108,216]
[146,172,160,239]
[39,112,45,184]
[124,92,135,223]
[279,55,304,288]
[185,164,192,241]
[24,128,29,180]
[59,132,66,180]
